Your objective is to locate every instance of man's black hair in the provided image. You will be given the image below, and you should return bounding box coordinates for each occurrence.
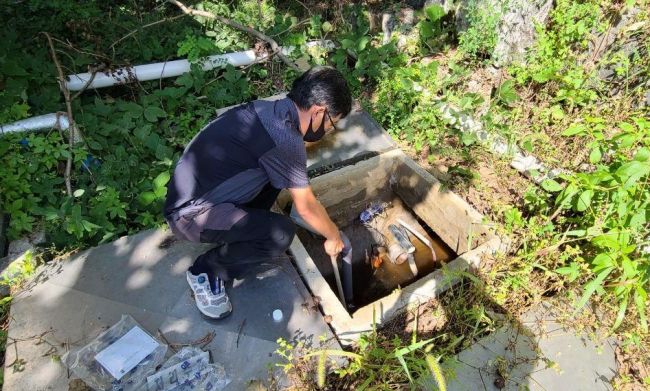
[287,66,352,118]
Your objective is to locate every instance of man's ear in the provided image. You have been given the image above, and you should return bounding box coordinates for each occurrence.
[309,104,327,116]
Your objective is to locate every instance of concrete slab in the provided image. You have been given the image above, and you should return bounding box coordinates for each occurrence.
[440,302,617,391]
[4,229,337,390]
[305,108,396,175]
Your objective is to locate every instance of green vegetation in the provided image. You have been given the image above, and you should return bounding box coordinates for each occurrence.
[0,0,286,247]
[1,0,649,389]
[457,0,504,59]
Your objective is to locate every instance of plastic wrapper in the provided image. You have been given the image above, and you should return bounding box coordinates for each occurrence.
[62,315,167,391]
[145,347,230,391]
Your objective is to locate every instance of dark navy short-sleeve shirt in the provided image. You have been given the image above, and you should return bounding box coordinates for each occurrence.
[164,98,308,217]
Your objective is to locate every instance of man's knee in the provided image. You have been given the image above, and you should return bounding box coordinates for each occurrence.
[166,217,191,242]
[269,214,296,253]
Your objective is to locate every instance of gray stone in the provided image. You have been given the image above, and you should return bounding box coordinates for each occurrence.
[588,7,641,62]
[7,238,32,260]
[2,229,45,270]
[3,229,338,390]
[492,0,554,66]
[441,302,617,390]
[451,0,553,66]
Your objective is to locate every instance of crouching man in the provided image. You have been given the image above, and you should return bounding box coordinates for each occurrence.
[164,66,352,319]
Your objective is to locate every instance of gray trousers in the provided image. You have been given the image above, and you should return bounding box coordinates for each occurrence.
[166,184,295,281]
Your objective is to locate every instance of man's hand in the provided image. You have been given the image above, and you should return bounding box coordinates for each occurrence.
[324,236,344,257]
[289,187,342,255]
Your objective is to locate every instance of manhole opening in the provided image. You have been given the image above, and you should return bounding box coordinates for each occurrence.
[292,193,457,314]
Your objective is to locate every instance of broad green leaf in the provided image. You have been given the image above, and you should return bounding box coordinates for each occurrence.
[555,262,580,282]
[134,125,151,141]
[81,219,101,232]
[562,124,586,136]
[94,97,112,116]
[88,140,103,150]
[144,106,167,122]
[356,36,370,52]
[550,105,564,121]
[575,189,593,212]
[555,183,578,208]
[591,252,616,272]
[591,234,620,250]
[616,133,636,148]
[155,144,172,160]
[43,208,59,221]
[589,147,602,164]
[73,189,85,197]
[99,232,116,244]
[420,21,435,38]
[618,122,635,133]
[622,244,637,254]
[616,161,650,188]
[153,171,170,190]
[341,39,354,50]
[138,191,156,206]
[634,147,650,162]
[119,102,143,117]
[541,179,563,192]
[629,210,647,228]
[621,257,636,279]
[425,4,445,21]
[154,185,167,198]
[3,60,28,76]
[574,267,613,314]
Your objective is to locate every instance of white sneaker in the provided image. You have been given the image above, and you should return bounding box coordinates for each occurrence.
[186,271,232,319]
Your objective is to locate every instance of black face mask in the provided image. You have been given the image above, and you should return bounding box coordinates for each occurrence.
[303,112,326,142]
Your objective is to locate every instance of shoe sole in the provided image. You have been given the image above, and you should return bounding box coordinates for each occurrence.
[199,308,233,321]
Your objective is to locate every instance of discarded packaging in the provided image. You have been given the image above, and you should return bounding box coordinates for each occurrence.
[63,315,167,391]
[359,202,390,225]
[146,347,229,391]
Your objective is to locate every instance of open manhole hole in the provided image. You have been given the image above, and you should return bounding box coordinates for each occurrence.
[279,149,500,344]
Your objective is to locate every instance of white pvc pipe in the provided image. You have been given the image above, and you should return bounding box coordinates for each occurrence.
[66,49,262,90]
[0,113,70,135]
[66,41,335,91]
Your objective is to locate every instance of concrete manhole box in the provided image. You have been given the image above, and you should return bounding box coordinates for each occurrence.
[278,148,500,344]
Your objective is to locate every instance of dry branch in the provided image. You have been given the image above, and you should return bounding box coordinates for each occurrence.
[167,0,300,72]
[44,32,75,197]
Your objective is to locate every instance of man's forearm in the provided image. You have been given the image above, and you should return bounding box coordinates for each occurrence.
[299,199,340,240]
